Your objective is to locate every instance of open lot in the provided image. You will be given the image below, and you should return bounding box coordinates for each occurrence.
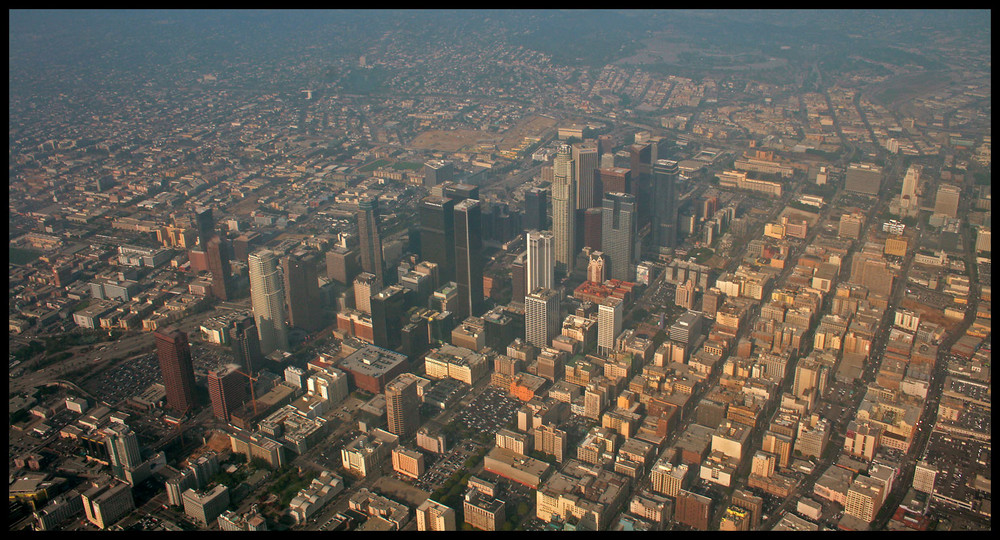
[409,129,501,153]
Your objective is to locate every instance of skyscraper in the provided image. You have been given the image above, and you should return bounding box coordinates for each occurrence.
[155,327,197,415]
[356,197,385,289]
[510,252,527,305]
[282,252,321,332]
[444,182,480,202]
[597,167,631,198]
[194,207,215,250]
[205,236,233,301]
[326,245,360,286]
[597,298,623,355]
[523,187,549,232]
[353,272,377,315]
[552,145,577,270]
[526,230,555,294]
[587,251,607,283]
[573,142,600,210]
[385,373,422,439]
[454,199,484,319]
[582,207,603,251]
[675,279,696,310]
[420,196,457,284]
[652,159,680,250]
[371,285,408,351]
[207,364,248,422]
[229,315,263,377]
[630,143,653,228]
[423,160,455,187]
[525,287,560,349]
[103,423,142,481]
[602,192,637,281]
[248,250,289,355]
[900,165,920,210]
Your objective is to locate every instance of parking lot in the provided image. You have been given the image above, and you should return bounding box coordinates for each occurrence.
[87,353,162,406]
[451,386,522,435]
[411,438,485,492]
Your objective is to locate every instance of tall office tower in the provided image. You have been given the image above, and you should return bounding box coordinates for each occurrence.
[155,328,198,415]
[669,310,704,346]
[454,199,485,319]
[371,285,408,351]
[281,252,321,332]
[482,203,519,245]
[356,197,385,289]
[600,153,616,169]
[194,207,215,250]
[205,236,233,301]
[597,298,623,355]
[233,231,264,266]
[701,288,722,319]
[526,230,555,294]
[423,160,455,187]
[630,143,653,228]
[353,272,377,315]
[648,135,670,162]
[401,317,430,359]
[934,183,961,218]
[207,364,248,422]
[420,196,457,284]
[597,134,614,157]
[445,182,480,202]
[602,192,637,281]
[792,357,829,407]
[103,423,142,480]
[597,167,631,198]
[385,373,422,439]
[630,143,652,180]
[510,252,527,304]
[652,159,680,249]
[229,315,263,377]
[573,142,600,209]
[525,287,560,349]
[551,145,577,270]
[247,250,289,355]
[675,279,696,310]
[582,208,603,250]
[523,187,549,232]
[587,251,607,283]
[326,245,360,286]
[900,165,920,209]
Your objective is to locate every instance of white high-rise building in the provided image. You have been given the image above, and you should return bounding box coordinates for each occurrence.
[597,297,623,355]
[573,142,600,210]
[900,165,920,209]
[526,230,555,295]
[248,250,289,355]
[525,287,560,349]
[552,145,577,270]
[103,423,142,479]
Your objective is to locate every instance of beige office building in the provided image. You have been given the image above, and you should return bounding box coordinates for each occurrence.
[416,499,456,531]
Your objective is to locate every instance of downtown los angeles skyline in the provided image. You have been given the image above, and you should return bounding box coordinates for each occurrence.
[9,9,991,532]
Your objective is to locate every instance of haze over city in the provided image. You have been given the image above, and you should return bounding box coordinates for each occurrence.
[9,9,991,532]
